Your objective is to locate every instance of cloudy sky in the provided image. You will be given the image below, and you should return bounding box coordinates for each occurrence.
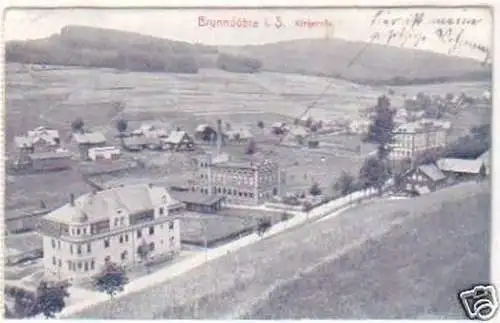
[4,7,492,61]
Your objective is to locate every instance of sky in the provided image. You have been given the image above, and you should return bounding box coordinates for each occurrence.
[3,7,492,62]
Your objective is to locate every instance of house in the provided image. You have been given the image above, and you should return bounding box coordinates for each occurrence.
[476,150,490,175]
[73,132,107,160]
[134,124,169,139]
[224,127,254,142]
[195,124,218,142]
[282,126,310,146]
[271,121,287,135]
[37,184,185,282]
[349,119,371,135]
[29,151,73,171]
[88,146,121,161]
[122,136,148,151]
[163,131,195,151]
[436,158,486,180]
[402,163,447,195]
[27,127,60,147]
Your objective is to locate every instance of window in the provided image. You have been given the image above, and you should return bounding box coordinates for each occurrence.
[105,256,111,263]
[70,244,73,255]
[57,240,61,249]
[58,259,62,267]
[239,192,243,197]
[84,262,89,272]
[83,228,87,235]
[87,243,91,253]
[159,207,164,215]
[169,221,174,230]
[121,251,128,261]
[77,245,82,255]
[78,262,82,270]
[51,239,56,248]
[67,261,72,271]
[114,218,119,226]
[120,217,125,225]
[149,242,155,252]
[119,235,124,244]
[104,239,110,248]
[52,257,56,265]
[77,228,81,235]
[90,260,95,270]
[149,226,155,235]
[124,234,129,242]
[137,229,142,238]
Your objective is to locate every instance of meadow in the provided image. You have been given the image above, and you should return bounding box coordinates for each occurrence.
[5,63,491,216]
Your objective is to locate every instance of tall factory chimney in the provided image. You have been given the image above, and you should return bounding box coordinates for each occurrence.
[216,119,223,157]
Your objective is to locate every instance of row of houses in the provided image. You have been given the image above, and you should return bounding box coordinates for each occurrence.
[401,150,490,195]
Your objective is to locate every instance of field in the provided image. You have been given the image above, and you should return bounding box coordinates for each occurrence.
[68,181,490,319]
[5,62,491,216]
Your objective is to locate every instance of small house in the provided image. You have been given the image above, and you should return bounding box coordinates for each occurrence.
[195,124,218,142]
[163,131,195,151]
[29,151,72,171]
[224,127,254,142]
[27,127,60,146]
[73,132,107,160]
[88,146,121,161]
[14,136,35,163]
[402,163,447,194]
[271,122,286,135]
[122,136,148,151]
[437,158,486,181]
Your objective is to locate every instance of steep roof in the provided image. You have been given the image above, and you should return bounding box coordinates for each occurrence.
[437,158,484,174]
[30,151,72,160]
[418,164,446,182]
[195,124,214,132]
[73,132,106,145]
[45,184,181,224]
[477,150,490,165]
[164,131,192,144]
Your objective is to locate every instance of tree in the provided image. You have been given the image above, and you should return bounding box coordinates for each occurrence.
[71,117,84,133]
[366,95,396,160]
[257,120,264,130]
[32,281,70,318]
[245,139,257,155]
[93,260,129,298]
[116,119,128,139]
[309,182,322,196]
[334,171,355,196]
[137,240,152,272]
[359,156,389,195]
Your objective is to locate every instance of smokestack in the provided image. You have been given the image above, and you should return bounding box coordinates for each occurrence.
[70,193,75,206]
[216,119,223,157]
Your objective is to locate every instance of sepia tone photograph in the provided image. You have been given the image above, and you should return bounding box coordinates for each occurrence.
[2,5,493,320]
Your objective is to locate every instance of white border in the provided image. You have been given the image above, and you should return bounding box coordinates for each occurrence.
[0,0,497,322]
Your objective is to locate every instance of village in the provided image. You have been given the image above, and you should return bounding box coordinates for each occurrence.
[4,87,491,318]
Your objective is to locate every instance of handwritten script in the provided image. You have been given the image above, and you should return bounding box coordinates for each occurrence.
[369,10,490,64]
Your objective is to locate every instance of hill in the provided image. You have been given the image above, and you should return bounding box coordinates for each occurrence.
[5,25,491,84]
[220,38,491,84]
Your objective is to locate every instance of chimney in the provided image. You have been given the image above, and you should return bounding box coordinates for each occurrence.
[70,193,75,206]
[216,119,223,157]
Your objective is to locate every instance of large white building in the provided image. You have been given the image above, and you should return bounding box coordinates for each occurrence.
[37,184,184,282]
[390,120,449,160]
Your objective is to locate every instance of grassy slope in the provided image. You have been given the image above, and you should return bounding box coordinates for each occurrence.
[70,181,490,319]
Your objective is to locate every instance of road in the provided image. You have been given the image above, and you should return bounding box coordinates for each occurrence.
[69,181,490,319]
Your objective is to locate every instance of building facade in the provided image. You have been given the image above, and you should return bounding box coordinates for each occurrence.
[88,146,121,161]
[390,121,448,160]
[193,153,285,205]
[37,184,184,282]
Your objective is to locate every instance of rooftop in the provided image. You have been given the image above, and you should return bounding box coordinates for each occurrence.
[164,130,191,144]
[73,132,106,144]
[30,151,72,160]
[44,184,182,225]
[437,158,484,174]
[169,191,224,206]
[418,164,446,182]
